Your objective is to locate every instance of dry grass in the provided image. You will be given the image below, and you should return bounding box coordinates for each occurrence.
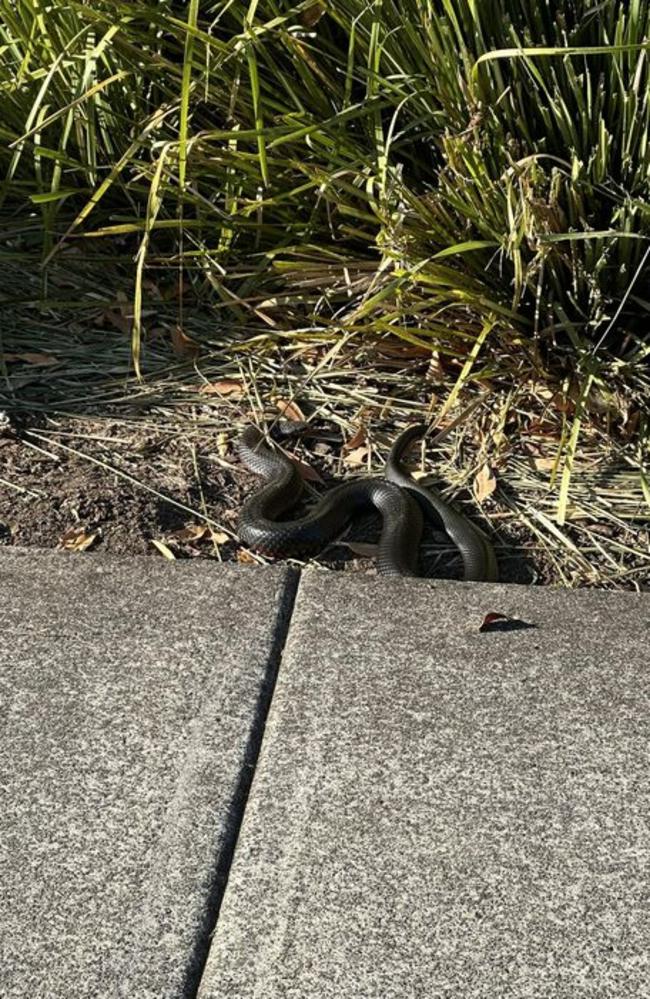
[2,275,648,586]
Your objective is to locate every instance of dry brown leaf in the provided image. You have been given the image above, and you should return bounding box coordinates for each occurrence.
[99,310,132,334]
[2,352,59,366]
[237,549,258,564]
[533,456,557,472]
[98,291,132,333]
[275,398,305,422]
[199,379,245,399]
[210,530,230,544]
[151,539,176,560]
[342,426,366,451]
[473,464,497,502]
[169,523,209,543]
[343,446,369,468]
[58,526,97,552]
[172,325,200,359]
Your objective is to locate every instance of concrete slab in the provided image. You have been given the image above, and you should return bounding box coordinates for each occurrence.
[199,573,650,999]
[0,549,297,999]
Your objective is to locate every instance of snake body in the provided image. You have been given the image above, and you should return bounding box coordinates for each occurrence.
[237,424,498,581]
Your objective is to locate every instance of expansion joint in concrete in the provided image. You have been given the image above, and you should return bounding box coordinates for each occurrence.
[185,567,301,998]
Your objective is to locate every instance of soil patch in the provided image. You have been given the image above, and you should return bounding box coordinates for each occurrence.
[0,416,240,561]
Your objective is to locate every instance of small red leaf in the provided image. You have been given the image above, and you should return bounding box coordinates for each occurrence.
[479,612,509,633]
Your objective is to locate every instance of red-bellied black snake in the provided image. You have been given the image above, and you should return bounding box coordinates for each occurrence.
[237,423,498,580]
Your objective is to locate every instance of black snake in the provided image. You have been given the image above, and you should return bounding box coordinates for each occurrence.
[237,424,497,580]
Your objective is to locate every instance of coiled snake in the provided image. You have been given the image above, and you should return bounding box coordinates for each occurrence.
[237,424,497,580]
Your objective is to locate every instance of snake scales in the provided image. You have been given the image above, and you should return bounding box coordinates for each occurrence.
[237,423,497,580]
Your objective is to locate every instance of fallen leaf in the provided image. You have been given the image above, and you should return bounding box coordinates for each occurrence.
[2,352,59,366]
[275,398,306,422]
[199,379,245,399]
[151,539,176,560]
[237,549,258,564]
[169,523,209,543]
[172,325,200,359]
[342,426,366,451]
[210,530,230,544]
[533,456,557,472]
[479,612,509,632]
[99,310,131,335]
[479,612,536,633]
[343,445,369,468]
[474,464,497,502]
[58,526,97,552]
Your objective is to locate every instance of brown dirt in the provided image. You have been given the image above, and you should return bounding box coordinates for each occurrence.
[0,416,241,561]
[0,413,538,582]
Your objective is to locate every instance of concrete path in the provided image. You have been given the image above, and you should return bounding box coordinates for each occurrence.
[199,574,650,998]
[0,549,296,999]
[1,550,648,998]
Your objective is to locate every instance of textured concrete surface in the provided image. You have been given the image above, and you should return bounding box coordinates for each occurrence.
[199,572,650,999]
[0,549,297,999]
